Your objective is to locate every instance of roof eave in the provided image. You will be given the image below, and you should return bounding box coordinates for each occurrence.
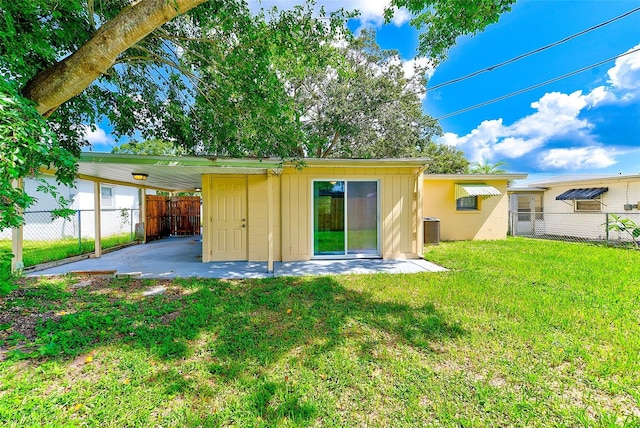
[425,173,528,180]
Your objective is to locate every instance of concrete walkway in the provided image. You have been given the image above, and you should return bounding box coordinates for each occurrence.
[31,236,447,279]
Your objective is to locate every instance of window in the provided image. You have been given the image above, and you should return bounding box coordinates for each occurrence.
[575,198,601,212]
[456,195,478,211]
[101,185,114,208]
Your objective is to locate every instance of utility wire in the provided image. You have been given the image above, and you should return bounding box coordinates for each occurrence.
[435,46,640,120]
[427,6,640,92]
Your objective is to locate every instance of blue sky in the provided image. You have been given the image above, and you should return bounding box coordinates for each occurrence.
[88,0,640,181]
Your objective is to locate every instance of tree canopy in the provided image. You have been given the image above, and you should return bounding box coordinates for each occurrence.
[386,0,516,64]
[111,139,188,156]
[422,142,470,174]
[0,0,514,229]
[291,29,440,159]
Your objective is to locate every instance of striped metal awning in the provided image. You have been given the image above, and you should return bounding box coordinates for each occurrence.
[555,187,608,200]
[455,183,502,199]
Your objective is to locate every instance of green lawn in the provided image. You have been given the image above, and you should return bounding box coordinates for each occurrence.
[0,238,638,426]
[0,234,137,267]
[314,230,377,254]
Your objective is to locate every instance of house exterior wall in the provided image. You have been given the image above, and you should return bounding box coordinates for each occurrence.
[202,165,424,263]
[535,178,640,241]
[1,177,141,241]
[423,178,510,241]
[543,179,640,213]
[279,165,423,261]
[247,174,281,262]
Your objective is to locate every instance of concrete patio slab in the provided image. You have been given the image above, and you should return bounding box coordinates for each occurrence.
[30,236,447,279]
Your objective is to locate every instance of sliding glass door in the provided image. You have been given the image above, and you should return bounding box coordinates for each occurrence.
[313,180,379,257]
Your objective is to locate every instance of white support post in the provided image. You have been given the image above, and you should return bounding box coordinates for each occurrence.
[140,187,147,243]
[11,179,24,273]
[93,181,102,258]
[267,170,274,273]
[416,167,426,257]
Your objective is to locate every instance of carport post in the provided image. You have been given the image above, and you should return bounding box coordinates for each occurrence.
[93,181,102,258]
[11,179,24,273]
[267,170,274,273]
[140,187,147,243]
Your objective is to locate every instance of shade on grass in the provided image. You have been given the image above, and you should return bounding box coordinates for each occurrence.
[0,238,638,426]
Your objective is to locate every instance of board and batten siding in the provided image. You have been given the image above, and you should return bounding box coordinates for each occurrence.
[247,174,281,262]
[202,164,424,263]
[279,166,423,261]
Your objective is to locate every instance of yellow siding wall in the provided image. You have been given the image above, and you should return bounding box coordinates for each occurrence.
[203,166,424,262]
[201,175,213,262]
[280,172,311,261]
[423,179,510,241]
[202,173,282,263]
[280,166,423,261]
[247,174,281,262]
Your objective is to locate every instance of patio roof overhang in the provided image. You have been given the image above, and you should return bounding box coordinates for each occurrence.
[62,153,285,192]
[41,154,431,192]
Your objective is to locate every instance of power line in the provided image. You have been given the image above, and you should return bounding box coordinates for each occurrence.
[427,6,640,92]
[435,46,640,121]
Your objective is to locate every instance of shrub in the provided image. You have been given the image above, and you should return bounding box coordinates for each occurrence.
[0,248,16,296]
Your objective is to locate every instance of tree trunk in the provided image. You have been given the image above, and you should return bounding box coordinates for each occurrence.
[22,0,208,117]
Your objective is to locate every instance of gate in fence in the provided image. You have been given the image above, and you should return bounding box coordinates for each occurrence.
[146,195,201,241]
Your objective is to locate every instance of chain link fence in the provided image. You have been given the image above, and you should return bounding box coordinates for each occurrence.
[510,211,640,247]
[0,208,141,267]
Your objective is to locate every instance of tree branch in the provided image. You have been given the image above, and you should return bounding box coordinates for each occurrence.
[22,0,208,117]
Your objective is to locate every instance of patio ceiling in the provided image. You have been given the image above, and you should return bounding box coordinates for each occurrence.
[74,153,283,192]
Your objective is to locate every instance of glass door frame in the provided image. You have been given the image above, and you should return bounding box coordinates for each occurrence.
[311,179,381,259]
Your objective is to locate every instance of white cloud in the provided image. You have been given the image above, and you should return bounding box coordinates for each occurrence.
[539,147,616,170]
[608,43,640,92]
[582,85,617,107]
[510,91,591,138]
[435,43,640,171]
[400,57,434,100]
[437,89,611,166]
[493,136,545,159]
[82,125,115,146]
[402,57,435,80]
[389,7,411,26]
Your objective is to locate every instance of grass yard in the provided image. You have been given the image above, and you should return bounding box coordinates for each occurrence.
[0,233,137,267]
[0,238,639,426]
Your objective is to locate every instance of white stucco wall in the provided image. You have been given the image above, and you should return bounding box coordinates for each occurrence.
[512,177,640,242]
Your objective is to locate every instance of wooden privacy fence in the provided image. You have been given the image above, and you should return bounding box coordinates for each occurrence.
[146,195,201,241]
[316,196,377,231]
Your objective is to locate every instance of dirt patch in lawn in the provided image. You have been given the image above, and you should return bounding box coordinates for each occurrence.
[0,276,186,359]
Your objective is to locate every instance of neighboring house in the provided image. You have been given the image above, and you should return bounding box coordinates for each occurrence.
[509,174,640,242]
[423,174,526,241]
[0,176,142,241]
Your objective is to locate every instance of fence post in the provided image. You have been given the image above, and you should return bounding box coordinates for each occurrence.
[605,213,609,245]
[77,210,82,252]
